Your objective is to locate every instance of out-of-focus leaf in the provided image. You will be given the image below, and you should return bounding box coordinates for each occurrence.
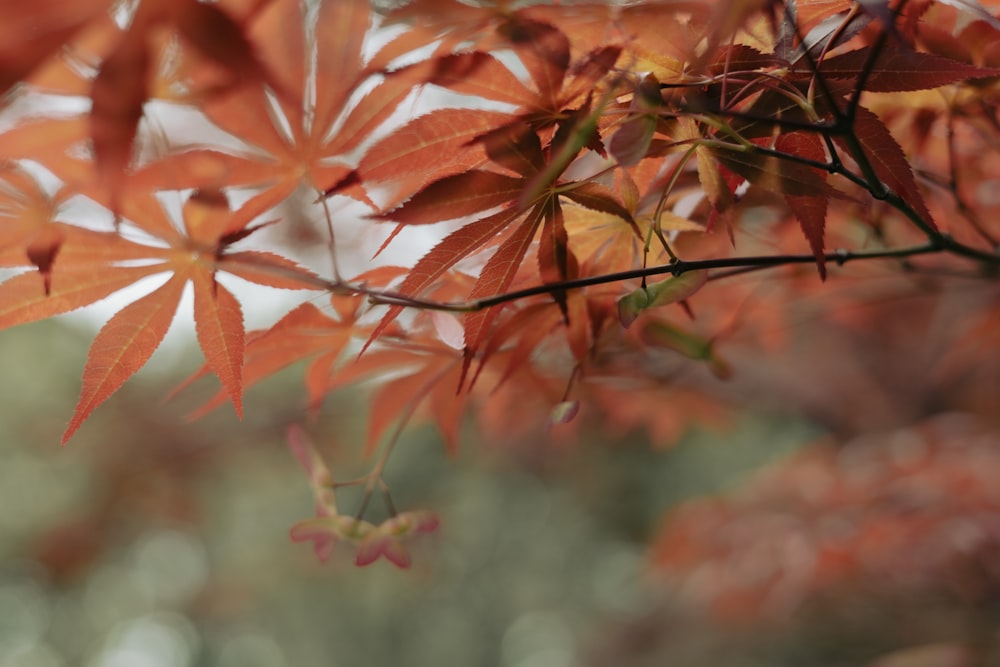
[638,318,731,378]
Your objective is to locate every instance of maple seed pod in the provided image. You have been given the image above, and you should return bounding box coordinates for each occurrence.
[617,271,709,328]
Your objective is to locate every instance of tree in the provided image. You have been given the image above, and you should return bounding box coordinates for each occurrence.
[1,0,999,593]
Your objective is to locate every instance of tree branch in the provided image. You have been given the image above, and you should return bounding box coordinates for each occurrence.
[361,242,962,313]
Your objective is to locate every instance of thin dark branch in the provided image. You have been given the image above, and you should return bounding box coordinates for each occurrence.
[942,113,999,247]
[363,243,954,313]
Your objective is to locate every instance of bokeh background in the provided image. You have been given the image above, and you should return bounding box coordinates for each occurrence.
[0,309,797,667]
[4,300,1000,667]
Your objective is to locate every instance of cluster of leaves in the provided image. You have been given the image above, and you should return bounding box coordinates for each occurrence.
[1,0,999,566]
[651,414,1000,620]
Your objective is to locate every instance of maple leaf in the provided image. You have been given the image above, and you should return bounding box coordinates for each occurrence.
[346,108,515,208]
[0,185,320,443]
[703,41,952,237]
[151,0,435,215]
[422,19,621,131]
[563,201,644,276]
[670,118,741,216]
[84,0,287,206]
[0,166,69,292]
[369,120,632,365]
[585,2,712,81]
[65,271,191,442]
[818,43,1000,92]
[563,167,700,279]
[836,105,936,227]
[702,130,843,277]
[609,73,666,167]
[178,296,361,420]
[775,131,830,278]
[381,0,621,68]
[342,21,628,367]
[472,288,594,399]
[374,170,527,227]
[364,206,525,348]
[379,0,525,58]
[322,340,470,457]
[460,203,550,382]
[0,169,172,307]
